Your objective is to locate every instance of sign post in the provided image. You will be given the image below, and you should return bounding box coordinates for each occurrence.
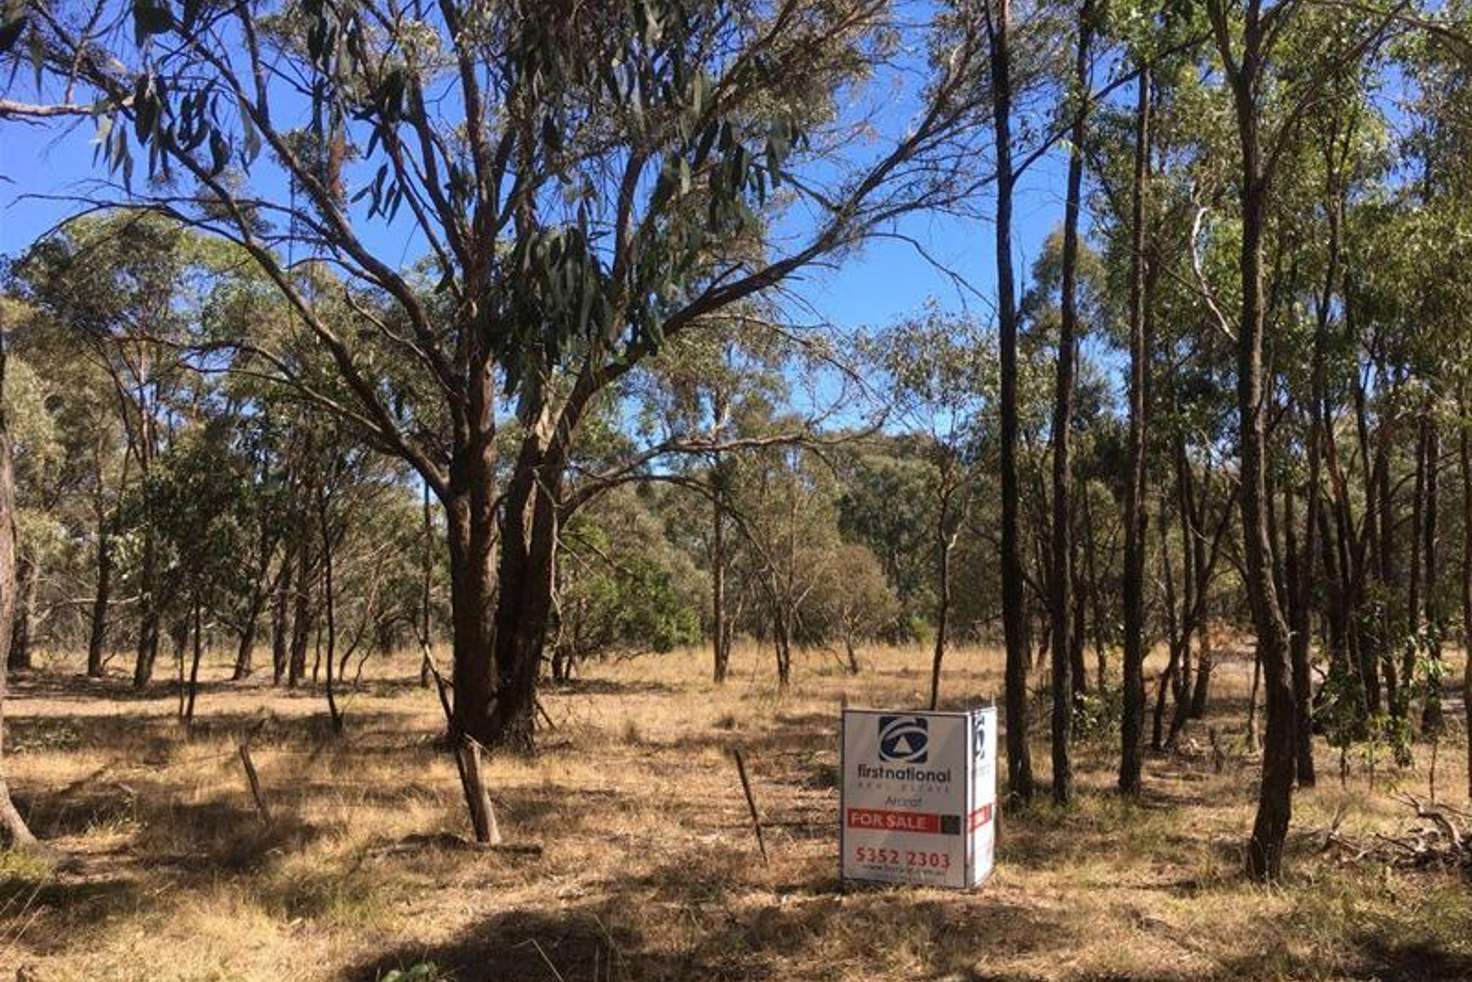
[840,706,996,889]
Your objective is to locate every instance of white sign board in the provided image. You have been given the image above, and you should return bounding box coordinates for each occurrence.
[840,707,996,889]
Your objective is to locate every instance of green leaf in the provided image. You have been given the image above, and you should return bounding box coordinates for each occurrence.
[239,98,262,166]
[208,129,229,176]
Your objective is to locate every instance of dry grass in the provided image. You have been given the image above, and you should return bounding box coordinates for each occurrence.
[0,640,1469,981]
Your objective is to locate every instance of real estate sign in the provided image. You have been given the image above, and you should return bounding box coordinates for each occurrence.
[840,706,996,889]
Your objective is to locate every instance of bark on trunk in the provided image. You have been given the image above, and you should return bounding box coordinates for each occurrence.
[86,516,112,677]
[288,542,315,688]
[1422,416,1443,732]
[183,598,204,729]
[486,464,558,750]
[1120,64,1151,796]
[712,453,730,685]
[419,480,434,689]
[271,545,294,685]
[0,336,37,848]
[232,587,266,681]
[929,491,955,711]
[1189,618,1214,718]
[1402,414,1428,715]
[990,0,1034,801]
[1287,466,1316,786]
[6,558,33,674]
[1048,0,1091,805]
[133,532,160,689]
[320,490,343,734]
[1459,402,1471,800]
[1232,91,1297,884]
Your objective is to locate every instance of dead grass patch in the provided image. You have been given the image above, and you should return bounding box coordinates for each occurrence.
[0,642,1466,980]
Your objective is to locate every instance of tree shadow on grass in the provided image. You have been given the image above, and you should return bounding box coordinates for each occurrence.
[1214,930,1472,982]
[6,702,433,759]
[348,856,1070,982]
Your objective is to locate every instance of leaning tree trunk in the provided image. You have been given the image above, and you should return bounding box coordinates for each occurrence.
[232,579,268,681]
[0,334,37,848]
[990,0,1034,802]
[1120,64,1151,796]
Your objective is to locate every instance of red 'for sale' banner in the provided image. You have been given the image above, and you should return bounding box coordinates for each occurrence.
[846,807,943,834]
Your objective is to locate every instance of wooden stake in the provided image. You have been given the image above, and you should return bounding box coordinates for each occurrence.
[238,744,272,825]
[731,748,767,865]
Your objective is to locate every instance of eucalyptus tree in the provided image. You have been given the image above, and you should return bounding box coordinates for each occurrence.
[14,0,994,750]
[1045,0,1098,805]
[10,318,128,678]
[8,216,204,687]
[0,307,38,849]
[1201,0,1417,879]
[627,314,793,684]
[868,308,994,710]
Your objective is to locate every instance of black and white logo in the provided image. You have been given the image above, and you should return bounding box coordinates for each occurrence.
[878,715,928,763]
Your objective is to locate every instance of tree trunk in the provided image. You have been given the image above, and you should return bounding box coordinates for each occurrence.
[1070,554,1089,702]
[1120,64,1151,797]
[1229,62,1297,881]
[0,335,37,849]
[1458,400,1471,800]
[773,608,793,689]
[1189,617,1213,718]
[86,515,112,678]
[486,461,558,750]
[271,544,294,685]
[929,493,954,711]
[183,598,204,729]
[443,478,500,747]
[232,585,267,681]
[1048,0,1091,806]
[990,0,1034,802]
[133,531,160,689]
[1422,415,1443,732]
[1082,488,1108,690]
[1287,459,1316,787]
[320,490,343,734]
[1155,511,1181,752]
[1402,413,1428,716]
[419,480,434,689]
[712,454,730,684]
[288,541,315,688]
[6,558,33,674]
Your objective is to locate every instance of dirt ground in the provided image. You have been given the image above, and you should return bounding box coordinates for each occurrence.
[0,640,1469,981]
